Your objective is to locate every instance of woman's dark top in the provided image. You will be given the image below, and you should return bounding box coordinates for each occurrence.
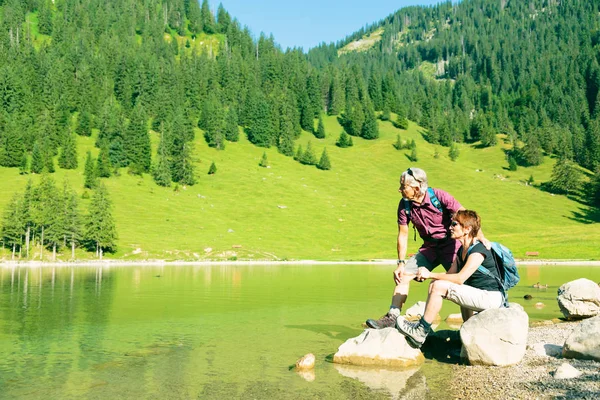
[456,242,502,292]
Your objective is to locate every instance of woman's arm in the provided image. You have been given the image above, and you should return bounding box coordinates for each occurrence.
[417,253,484,284]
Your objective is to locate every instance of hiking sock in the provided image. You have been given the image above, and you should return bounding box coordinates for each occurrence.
[419,317,432,332]
[388,307,400,317]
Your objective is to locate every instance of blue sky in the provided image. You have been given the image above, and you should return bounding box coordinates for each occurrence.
[212,1,443,51]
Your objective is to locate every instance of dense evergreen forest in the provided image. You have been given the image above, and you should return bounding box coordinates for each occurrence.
[1,0,600,257]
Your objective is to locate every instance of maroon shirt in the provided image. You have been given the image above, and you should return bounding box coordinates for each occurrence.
[397,188,462,267]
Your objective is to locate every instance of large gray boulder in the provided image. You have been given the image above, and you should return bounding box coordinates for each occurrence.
[557,278,600,320]
[333,328,424,368]
[562,315,600,361]
[460,303,528,366]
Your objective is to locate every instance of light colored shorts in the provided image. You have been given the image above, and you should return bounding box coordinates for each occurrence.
[444,283,504,312]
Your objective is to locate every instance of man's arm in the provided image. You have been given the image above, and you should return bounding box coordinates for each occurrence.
[394,224,409,284]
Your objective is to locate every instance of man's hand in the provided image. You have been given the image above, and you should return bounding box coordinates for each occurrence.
[480,237,492,250]
[416,267,430,281]
[393,264,405,285]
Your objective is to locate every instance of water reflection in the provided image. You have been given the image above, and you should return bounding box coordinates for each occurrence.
[334,364,427,399]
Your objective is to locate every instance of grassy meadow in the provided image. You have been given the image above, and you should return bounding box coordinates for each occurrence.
[1,115,599,262]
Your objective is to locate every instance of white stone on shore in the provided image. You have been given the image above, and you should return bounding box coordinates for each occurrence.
[553,363,582,379]
[460,303,529,366]
[333,328,424,368]
[563,315,600,361]
[529,342,563,357]
[557,278,600,320]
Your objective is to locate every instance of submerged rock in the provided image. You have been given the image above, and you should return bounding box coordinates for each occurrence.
[557,278,600,319]
[333,328,424,368]
[460,303,528,366]
[563,315,600,361]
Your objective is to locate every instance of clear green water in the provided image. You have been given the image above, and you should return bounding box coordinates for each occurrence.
[0,264,598,399]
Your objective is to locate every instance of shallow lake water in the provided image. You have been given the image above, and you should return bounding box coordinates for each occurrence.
[0,264,598,399]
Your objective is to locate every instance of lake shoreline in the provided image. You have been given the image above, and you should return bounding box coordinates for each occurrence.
[1,259,600,268]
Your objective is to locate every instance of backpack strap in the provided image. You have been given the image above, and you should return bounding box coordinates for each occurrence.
[467,243,509,308]
[427,188,444,213]
[404,188,444,242]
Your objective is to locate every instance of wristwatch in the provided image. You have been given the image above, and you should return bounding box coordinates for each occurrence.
[397,259,406,264]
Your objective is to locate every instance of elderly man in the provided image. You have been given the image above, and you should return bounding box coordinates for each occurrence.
[366,167,488,329]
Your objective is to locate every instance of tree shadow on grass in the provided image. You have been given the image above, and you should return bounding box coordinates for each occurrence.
[568,206,600,224]
[285,324,363,340]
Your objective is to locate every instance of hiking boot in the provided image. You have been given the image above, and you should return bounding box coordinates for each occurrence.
[365,313,398,329]
[395,316,429,349]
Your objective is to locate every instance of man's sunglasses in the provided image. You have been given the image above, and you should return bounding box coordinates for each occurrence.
[407,168,421,182]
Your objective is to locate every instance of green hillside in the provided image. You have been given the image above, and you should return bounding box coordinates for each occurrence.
[1,116,598,262]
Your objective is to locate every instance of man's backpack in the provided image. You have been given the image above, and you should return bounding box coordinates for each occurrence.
[470,242,520,306]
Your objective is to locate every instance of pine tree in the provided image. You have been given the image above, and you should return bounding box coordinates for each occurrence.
[225,107,239,142]
[203,95,226,150]
[61,180,81,260]
[317,148,331,170]
[393,108,409,130]
[361,107,379,140]
[31,174,61,260]
[394,134,402,150]
[336,131,353,148]
[45,153,55,173]
[508,155,518,171]
[201,0,216,34]
[124,103,151,174]
[152,129,172,187]
[83,183,118,258]
[449,143,460,161]
[96,144,112,178]
[84,151,97,189]
[300,142,317,165]
[259,152,268,168]
[31,142,45,174]
[381,104,391,121]
[0,118,24,167]
[315,115,326,139]
[58,132,78,169]
[19,153,28,175]
[172,142,196,186]
[591,168,600,207]
[208,161,217,175]
[294,145,303,161]
[76,110,92,137]
[547,158,582,195]
[410,147,418,162]
[0,192,25,259]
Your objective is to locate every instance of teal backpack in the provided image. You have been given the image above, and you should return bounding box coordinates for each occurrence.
[468,242,520,306]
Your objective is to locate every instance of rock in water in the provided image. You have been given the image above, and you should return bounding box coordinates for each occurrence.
[563,315,600,361]
[553,363,582,379]
[333,328,424,368]
[295,353,315,371]
[557,278,600,319]
[460,303,528,366]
